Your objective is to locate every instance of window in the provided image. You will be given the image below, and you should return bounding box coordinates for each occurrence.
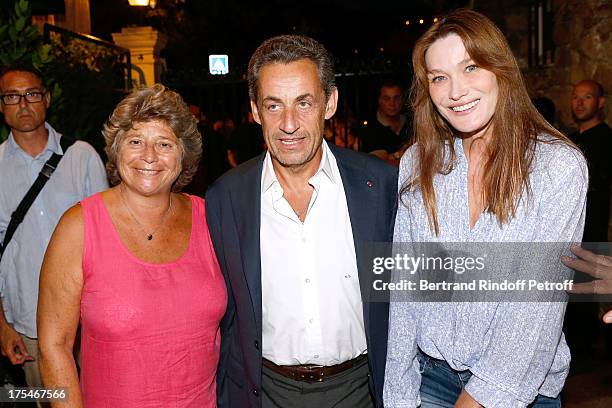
[529,0,554,67]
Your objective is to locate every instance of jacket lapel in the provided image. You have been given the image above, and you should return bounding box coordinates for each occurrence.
[332,146,378,326]
[230,155,264,335]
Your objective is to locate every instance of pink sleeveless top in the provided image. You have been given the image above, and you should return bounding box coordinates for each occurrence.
[79,193,226,408]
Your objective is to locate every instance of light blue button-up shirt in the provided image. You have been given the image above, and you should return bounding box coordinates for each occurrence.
[384,137,588,407]
[0,123,108,338]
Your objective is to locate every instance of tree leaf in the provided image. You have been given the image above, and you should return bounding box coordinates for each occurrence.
[52,83,62,100]
[0,126,9,143]
[13,46,25,61]
[17,0,29,16]
[15,17,26,32]
[38,44,53,63]
[8,26,16,42]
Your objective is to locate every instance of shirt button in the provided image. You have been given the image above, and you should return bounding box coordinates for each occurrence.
[305,278,310,283]
[252,387,259,397]
[254,340,259,350]
[309,318,314,324]
[345,274,351,278]
[314,354,319,358]
[40,211,44,215]
[302,237,307,243]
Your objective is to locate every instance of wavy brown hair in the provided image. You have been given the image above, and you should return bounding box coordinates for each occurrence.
[103,84,202,192]
[403,9,572,235]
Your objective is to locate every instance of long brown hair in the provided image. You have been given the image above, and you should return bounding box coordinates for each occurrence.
[403,9,571,235]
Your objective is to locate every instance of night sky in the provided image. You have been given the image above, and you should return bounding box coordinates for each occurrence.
[89,0,466,72]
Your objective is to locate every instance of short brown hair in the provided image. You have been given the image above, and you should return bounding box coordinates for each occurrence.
[103,84,202,191]
[0,62,46,91]
[247,34,336,103]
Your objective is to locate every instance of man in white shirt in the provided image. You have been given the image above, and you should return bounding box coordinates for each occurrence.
[206,35,397,408]
[0,63,107,396]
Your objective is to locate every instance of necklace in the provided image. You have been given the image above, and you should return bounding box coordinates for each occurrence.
[119,186,173,241]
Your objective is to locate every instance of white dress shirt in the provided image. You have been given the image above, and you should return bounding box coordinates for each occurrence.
[260,141,367,366]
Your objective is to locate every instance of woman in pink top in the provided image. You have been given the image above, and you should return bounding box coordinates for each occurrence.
[37,84,227,407]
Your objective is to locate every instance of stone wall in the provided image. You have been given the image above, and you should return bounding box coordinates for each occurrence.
[517,0,611,132]
[469,0,611,131]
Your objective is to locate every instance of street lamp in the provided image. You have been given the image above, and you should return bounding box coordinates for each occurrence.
[127,0,156,26]
[115,0,166,87]
[128,0,157,7]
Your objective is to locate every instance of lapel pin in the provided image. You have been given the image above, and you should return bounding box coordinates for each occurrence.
[366,180,373,188]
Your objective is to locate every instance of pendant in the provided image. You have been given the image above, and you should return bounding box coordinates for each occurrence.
[147,234,153,240]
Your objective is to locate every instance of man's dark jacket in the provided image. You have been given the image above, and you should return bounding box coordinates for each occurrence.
[206,144,398,408]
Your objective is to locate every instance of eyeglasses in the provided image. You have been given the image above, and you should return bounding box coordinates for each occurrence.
[0,91,46,105]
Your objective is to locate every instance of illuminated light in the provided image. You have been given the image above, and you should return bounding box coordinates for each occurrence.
[128,0,156,7]
[419,19,424,24]
[353,49,359,54]
[434,17,439,23]
[379,47,384,52]
[405,20,410,26]
[363,120,368,125]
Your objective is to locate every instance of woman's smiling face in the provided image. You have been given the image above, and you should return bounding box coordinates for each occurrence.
[117,119,183,196]
[425,33,499,139]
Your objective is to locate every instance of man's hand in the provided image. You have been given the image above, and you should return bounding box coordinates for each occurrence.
[562,245,612,324]
[454,390,483,408]
[0,321,33,364]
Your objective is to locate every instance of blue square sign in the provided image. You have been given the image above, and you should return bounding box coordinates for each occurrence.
[209,54,229,75]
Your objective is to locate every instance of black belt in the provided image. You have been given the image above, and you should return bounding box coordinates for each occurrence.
[262,354,367,382]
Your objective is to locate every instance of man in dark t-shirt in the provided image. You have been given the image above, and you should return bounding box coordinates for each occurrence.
[360,81,412,166]
[569,80,611,242]
[565,79,612,357]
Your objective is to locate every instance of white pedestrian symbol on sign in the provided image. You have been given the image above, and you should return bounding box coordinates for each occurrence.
[209,55,229,75]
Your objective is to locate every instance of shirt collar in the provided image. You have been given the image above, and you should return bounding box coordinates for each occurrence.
[6,122,61,157]
[261,140,337,194]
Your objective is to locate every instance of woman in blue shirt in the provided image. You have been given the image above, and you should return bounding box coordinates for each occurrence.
[384,9,587,408]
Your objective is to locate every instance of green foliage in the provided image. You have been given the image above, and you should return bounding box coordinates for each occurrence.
[44,29,127,154]
[0,0,48,140]
[0,0,126,152]
[0,0,48,68]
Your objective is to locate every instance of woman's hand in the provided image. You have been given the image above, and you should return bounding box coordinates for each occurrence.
[454,390,483,408]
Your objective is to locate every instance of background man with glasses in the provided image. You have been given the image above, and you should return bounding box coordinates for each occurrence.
[0,63,107,395]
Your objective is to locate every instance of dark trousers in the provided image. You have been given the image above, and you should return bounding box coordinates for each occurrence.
[418,351,561,407]
[262,357,375,408]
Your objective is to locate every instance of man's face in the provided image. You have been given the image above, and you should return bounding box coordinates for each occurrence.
[251,59,337,169]
[378,85,403,118]
[0,71,50,134]
[571,82,604,123]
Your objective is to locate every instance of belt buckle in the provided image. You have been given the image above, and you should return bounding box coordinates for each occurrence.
[40,162,56,178]
[296,365,325,382]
